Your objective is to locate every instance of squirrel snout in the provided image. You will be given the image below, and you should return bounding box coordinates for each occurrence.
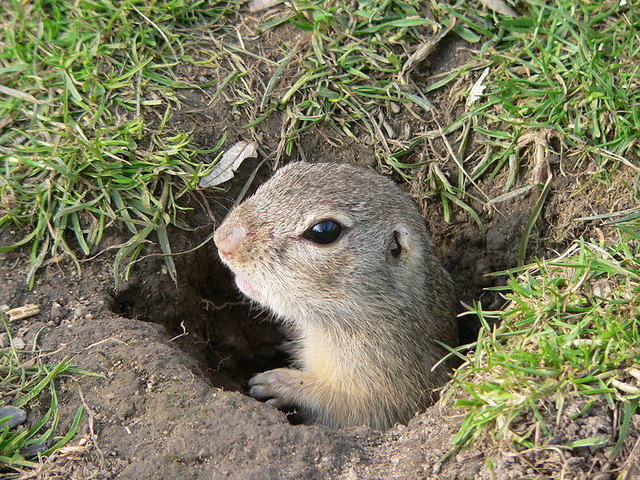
[214,223,246,260]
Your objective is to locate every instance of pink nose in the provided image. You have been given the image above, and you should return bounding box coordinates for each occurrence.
[214,223,246,259]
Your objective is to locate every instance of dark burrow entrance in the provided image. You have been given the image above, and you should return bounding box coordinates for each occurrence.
[106,160,293,394]
[108,242,289,392]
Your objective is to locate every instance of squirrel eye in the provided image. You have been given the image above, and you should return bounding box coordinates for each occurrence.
[303,220,343,245]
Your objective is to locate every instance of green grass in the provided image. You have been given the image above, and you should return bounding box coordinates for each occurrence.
[446,219,640,459]
[0,0,233,286]
[439,0,640,183]
[0,316,96,472]
[253,1,442,144]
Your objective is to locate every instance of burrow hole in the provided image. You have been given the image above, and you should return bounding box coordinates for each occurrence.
[108,239,288,392]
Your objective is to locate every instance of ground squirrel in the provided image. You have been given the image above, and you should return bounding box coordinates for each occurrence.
[213,162,457,430]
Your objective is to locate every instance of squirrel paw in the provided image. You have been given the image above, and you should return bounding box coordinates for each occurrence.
[248,368,304,409]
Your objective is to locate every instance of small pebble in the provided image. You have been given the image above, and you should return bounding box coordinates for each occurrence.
[0,333,8,348]
[0,406,27,428]
[12,337,25,350]
[50,301,66,323]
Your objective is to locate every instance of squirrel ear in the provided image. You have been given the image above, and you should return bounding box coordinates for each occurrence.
[390,225,413,262]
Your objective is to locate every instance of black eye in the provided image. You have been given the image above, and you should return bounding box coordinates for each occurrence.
[303,220,343,245]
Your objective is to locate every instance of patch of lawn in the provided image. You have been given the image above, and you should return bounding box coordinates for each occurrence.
[0,0,234,286]
[439,0,640,184]
[0,316,96,472]
[433,2,640,456]
[447,217,640,458]
[243,0,486,225]
[254,1,445,148]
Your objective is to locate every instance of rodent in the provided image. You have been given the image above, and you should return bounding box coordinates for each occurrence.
[213,162,457,430]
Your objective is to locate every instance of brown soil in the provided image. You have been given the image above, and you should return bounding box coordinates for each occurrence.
[2,6,639,480]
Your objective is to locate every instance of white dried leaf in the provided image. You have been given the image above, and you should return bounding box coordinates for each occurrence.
[248,0,283,12]
[467,67,490,106]
[479,0,518,17]
[399,25,452,83]
[611,378,640,395]
[628,368,640,382]
[200,141,258,188]
[485,185,534,207]
[592,278,613,298]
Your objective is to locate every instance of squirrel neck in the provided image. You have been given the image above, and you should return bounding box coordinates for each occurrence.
[293,317,417,385]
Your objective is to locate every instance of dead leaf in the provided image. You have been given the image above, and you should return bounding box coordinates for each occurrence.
[0,84,45,104]
[399,23,453,82]
[199,141,258,188]
[517,128,561,184]
[479,0,518,17]
[592,278,613,298]
[247,0,283,12]
[467,67,490,106]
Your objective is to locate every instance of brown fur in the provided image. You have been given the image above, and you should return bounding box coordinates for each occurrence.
[213,162,457,429]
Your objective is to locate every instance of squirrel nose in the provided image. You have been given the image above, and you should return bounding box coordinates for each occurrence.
[214,223,246,259]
